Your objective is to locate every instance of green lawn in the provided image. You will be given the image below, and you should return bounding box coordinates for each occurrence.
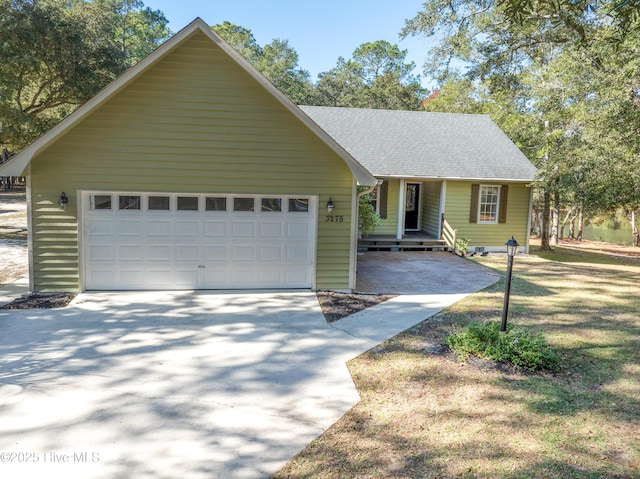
[274,246,640,478]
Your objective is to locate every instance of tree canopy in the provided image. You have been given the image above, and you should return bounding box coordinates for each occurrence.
[404,0,640,246]
[0,0,170,152]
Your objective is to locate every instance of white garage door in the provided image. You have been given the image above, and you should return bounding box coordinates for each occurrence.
[82,192,317,290]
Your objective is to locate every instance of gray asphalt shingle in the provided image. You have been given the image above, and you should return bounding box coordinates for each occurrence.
[300,106,537,181]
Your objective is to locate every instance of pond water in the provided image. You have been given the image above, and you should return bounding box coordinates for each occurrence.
[582,218,634,245]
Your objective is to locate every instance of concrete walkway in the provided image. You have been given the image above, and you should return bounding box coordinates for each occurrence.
[0,254,500,478]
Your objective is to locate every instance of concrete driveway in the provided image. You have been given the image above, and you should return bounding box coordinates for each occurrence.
[0,255,499,478]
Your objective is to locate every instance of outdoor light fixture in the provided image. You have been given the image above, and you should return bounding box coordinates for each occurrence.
[58,192,68,210]
[326,197,335,213]
[501,236,519,332]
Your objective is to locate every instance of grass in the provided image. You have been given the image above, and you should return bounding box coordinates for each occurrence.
[273,246,640,478]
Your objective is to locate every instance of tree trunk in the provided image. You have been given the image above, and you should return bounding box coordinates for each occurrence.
[551,190,560,245]
[576,202,584,241]
[540,189,552,250]
[629,210,639,247]
[560,206,575,240]
[568,211,578,239]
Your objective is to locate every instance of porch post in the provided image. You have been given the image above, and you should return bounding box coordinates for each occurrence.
[438,180,447,238]
[397,179,405,240]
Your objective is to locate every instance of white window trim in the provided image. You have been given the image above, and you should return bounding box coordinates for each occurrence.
[478,185,501,224]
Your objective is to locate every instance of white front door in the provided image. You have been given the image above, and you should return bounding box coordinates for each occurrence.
[81,192,316,290]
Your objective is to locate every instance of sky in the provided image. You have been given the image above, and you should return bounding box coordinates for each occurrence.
[143,0,436,89]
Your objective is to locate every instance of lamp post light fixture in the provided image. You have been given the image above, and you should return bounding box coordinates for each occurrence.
[501,236,519,332]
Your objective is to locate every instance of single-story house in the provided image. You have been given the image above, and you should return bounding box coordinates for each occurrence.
[300,106,537,251]
[0,18,536,293]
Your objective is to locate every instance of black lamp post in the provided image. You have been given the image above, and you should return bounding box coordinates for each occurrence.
[501,236,519,332]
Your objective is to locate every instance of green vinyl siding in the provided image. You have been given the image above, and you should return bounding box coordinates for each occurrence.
[29,31,356,292]
[373,178,400,235]
[420,181,442,237]
[444,181,530,247]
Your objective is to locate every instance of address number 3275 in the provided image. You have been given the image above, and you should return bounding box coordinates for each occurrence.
[325,215,344,223]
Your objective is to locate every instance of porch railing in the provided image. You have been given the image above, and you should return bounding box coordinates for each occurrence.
[441,217,458,254]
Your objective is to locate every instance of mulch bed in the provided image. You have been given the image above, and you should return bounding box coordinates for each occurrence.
[316,291,397,323]
[1,293,77,309]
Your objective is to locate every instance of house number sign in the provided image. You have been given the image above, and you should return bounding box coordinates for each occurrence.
[325,215,344,223]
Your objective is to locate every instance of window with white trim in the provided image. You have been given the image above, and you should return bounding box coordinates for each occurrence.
[478,185,501,223]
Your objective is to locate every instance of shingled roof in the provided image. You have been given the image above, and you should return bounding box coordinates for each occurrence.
[300,106,537,182]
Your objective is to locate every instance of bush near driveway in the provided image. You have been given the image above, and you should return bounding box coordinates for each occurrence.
[274,247,640,479]
[447,321,560,372]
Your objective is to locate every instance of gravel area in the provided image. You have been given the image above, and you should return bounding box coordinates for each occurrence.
[0,188,28,286]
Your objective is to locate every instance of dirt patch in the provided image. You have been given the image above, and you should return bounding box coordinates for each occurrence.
[316,291,397,323]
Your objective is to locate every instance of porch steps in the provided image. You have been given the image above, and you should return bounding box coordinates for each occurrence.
[358,238,449,252]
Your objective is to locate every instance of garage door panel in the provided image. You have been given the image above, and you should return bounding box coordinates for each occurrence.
[175,245,199,261]
[86,220,114,237]
[175,268,199,287]
[147,220,172,236]
[231,269,255,285]
[232,245,255,261]
[286,244,312,262]
[148,245,172,261]
[83,193,316,290]
[119,270,144,287]
[285,268,312,285]
[203,245,228,261]
[176,220,199,237]
[259,221,283,238]
[232,221,256,237]
[287,222,311,239]
[87,245,115,261]
[118,220,144,236]
[119,245,144,261]
[258,268,282,285]
[203,220,228,237]
[259,245,283,261]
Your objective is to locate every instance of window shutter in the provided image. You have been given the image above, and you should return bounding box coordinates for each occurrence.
[470,184,479,223]
[379,181,388,219]
[498,184,509,224]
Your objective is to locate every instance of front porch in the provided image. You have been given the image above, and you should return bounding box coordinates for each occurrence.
[358,232,449,252]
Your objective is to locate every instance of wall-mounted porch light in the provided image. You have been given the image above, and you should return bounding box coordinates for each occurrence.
[58,192,69,210]
[326,197,335,213]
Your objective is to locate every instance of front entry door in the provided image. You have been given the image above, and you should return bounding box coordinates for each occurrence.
[404,183,420,231]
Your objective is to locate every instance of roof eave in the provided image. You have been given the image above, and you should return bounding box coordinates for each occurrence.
[373,174,536,183]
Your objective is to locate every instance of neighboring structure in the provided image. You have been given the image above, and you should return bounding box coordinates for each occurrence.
[0,18,536,293]
[301,106,537,253]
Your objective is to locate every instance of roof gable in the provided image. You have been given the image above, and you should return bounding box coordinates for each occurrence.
[300,106,537,182]
[0,19,375,186]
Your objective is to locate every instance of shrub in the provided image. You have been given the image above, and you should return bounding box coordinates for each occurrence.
[447,321,560,372]
[455,237,470,256]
